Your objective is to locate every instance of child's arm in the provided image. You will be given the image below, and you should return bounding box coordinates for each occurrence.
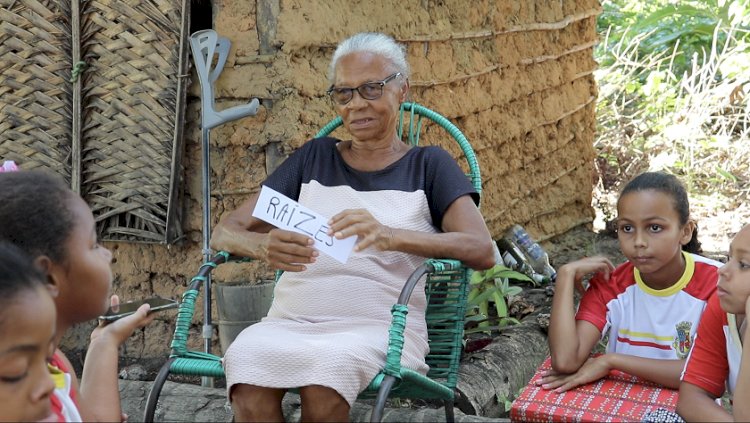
[677,382,730,421]
[544,257,685,391]
[77,300,154,421]
[596,354,685,388]
[548,257,614,373]
[732,300,750,420]
[541,345,687,392]
[677,294,731,421]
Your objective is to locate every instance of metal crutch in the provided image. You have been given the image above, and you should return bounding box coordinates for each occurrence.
[189,29,260,387]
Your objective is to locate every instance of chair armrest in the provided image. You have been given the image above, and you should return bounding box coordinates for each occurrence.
[169,251,252,356]
[383,259,464,378]
[395,259,461,305]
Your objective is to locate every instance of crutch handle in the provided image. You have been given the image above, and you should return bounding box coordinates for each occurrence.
[203,98,260,129]
[189,30,260,129]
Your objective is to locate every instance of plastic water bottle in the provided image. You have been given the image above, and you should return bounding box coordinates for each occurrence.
[496,238,537,280]
[505,225,556,282]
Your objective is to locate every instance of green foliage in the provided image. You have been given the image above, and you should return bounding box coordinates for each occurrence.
[497,392,513,413]
[598,0,750,76]
[465,264,532,334]
[496,386,527,413]
[594,0,750,212]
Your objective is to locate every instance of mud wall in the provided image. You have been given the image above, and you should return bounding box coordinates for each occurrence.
[62,0,600,366]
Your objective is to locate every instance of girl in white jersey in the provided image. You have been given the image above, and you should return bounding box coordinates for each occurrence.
[678,224,750,421]
[541,171,721,392]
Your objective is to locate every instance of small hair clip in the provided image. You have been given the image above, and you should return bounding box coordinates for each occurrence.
[0,160,18,172]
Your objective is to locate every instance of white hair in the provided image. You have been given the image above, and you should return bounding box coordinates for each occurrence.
[327,32,410,84]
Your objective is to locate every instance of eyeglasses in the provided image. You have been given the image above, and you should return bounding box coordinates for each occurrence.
[326,72,402,105]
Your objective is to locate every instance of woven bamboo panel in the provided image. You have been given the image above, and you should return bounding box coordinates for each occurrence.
[0,0,73,182]
[79,0,188,243]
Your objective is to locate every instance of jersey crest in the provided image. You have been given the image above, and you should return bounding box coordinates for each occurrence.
[673,321,693,358]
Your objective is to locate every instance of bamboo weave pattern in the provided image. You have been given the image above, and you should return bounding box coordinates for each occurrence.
[0,0,187,243]
[0,0,73,182]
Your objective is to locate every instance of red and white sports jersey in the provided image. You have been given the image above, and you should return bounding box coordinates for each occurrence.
[681,293,742,398]
[49,352,82,422]
[576,252,721,360]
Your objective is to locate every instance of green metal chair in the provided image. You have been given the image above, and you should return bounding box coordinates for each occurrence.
[144,102,482,422]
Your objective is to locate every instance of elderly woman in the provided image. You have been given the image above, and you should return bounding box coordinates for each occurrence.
[210,32,495,422]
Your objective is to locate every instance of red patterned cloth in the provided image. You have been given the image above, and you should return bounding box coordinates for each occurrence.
[511,357,679,422]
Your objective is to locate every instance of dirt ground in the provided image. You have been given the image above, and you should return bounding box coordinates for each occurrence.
[545,224,623,270]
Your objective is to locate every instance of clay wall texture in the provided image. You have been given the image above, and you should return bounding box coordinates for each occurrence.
[61,0,601,364]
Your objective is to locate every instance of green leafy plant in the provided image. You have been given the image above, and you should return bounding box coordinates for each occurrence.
[594,12,749,216]
[497,392,513,413]
[497,386,527,413]
[593,0,750,253]
[598,0,750,75]
[465,264,533,334]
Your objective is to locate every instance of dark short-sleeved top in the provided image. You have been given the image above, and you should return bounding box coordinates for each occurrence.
[264,137,478,229]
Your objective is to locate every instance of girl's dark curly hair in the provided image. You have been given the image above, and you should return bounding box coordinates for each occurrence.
[0,241,47,325]
[619,171,702,254]
[0,170,77,262]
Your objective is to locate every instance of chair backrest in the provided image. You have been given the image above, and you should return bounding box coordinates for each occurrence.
[421,261,470,386]
[315,102,479,387]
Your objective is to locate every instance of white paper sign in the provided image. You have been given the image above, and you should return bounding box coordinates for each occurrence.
[252,185,357,264]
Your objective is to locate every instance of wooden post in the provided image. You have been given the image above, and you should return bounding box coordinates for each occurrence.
[165,0,191,243]
[70,0,81,193]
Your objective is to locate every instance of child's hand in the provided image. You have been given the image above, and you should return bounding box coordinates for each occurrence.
[536,355,611,392]
[91,295,156,346]
[558,256,615,294]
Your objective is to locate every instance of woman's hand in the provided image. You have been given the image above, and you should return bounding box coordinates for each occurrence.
[92,295,155,347]
[261,228,318,272]
[537,355,612,393]
[328,209,394,252]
